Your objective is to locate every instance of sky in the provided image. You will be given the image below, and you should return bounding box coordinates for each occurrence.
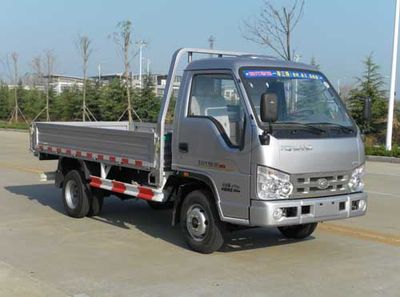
[0,0,398,93]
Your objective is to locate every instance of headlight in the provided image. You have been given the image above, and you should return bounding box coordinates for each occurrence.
[257,166,293,200]
[348,164,365,192]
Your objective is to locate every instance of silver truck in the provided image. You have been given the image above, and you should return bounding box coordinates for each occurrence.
[30,48,367,253]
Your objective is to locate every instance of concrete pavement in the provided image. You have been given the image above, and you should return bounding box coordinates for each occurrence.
[0,130,399,297]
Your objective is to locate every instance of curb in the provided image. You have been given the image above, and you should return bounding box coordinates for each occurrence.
[366,155,400,164]
[0,128,28,133]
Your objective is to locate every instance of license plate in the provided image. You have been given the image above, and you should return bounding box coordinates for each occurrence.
[315,200,340,217]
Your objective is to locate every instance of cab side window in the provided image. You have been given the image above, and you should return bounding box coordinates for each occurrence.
[189,74,245,147]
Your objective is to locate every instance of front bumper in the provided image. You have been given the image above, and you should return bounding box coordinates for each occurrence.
[249,192,367,227]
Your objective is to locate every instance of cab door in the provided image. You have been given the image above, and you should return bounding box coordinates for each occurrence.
[174,72,252,220]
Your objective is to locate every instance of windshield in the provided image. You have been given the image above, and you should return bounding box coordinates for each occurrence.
[241,69,354,128]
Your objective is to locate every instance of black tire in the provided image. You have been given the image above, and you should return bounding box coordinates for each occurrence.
[278,223,318,239]
[147,200,174,210]
[62,170,90,218]
[87,189,104,217]
[180,190,225,254]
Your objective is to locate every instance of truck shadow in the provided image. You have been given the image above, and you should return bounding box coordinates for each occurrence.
[5,183,314,253]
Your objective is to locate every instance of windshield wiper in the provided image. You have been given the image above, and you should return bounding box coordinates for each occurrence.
[310,122,355,134]
[281,122,326,135]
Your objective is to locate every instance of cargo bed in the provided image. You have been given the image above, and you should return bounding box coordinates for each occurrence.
[30,121,172,172]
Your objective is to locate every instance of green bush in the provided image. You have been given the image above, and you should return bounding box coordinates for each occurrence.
[365,145,400,158]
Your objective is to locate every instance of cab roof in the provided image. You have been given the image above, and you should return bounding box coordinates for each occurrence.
[185,55,318,73]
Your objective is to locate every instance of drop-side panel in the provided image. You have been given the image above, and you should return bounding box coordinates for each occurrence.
[34,122,156,167]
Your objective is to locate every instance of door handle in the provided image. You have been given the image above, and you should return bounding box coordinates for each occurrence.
[179,142,189,153]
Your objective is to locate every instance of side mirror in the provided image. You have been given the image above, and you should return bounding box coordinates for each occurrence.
[363,97,372,122]
[260,93,278,123]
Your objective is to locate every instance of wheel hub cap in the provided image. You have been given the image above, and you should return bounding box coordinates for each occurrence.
[186,205,208,240]
[65,180,79,209]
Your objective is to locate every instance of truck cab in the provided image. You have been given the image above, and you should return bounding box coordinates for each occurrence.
[171,53,366,249]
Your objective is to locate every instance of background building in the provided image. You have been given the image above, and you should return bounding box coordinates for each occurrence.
[94,73,182,97]
[44,74,84,94]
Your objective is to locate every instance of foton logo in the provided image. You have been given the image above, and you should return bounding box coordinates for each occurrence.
[317,178,330,190]
[280,145,313,152]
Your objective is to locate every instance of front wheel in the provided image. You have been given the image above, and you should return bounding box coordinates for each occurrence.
[278,223,318,239]
[180,190,225,254]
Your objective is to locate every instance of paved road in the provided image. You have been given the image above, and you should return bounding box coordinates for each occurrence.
[0,130,399,297]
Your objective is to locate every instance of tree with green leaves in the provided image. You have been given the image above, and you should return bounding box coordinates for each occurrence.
[394,101,400,144]
[19,88,45,119]
[52,86,82,121]
[98,79,127,121]
[85,82,102,120]
[135,74,160,122]
[347,54,387,136]
[0,85,11,119]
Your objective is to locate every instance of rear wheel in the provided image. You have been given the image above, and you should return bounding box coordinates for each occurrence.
[180,190,225,254]
[278,223,318,239]
[62,170,90,218]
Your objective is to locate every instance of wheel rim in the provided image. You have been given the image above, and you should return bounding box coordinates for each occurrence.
[65,179,79,209]
[186,204,209,241]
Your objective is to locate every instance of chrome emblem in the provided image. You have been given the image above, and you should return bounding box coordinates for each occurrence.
[317,178,330,190]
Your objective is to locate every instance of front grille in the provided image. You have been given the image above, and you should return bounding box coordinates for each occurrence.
[291,171,350,198]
